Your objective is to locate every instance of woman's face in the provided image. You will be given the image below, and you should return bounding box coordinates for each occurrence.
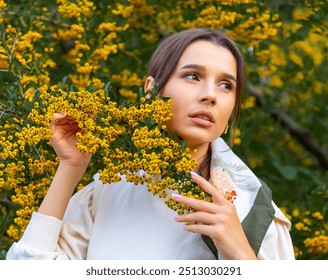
[156,40,237,153]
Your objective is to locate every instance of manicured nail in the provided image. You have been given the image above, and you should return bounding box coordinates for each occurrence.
[183,225,190,231]
[172,193,181,200]
[174,215,181,221]
[190,171,199,177]
[55,112,67,117]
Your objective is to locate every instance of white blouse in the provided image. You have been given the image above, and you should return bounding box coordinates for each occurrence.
[6,174,295,260]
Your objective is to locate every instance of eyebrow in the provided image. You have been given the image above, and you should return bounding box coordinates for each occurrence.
[180,64,206,71]
[180,64,237,83]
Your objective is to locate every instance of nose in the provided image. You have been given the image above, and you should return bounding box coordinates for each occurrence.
[200,83,217,105]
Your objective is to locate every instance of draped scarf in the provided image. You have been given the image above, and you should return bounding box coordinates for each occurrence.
[202,137,275,259]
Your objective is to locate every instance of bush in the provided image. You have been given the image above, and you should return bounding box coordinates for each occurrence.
[0,0,327,259]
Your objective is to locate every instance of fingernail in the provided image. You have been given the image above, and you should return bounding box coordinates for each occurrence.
[56,112,67,117]
[172,193,181,200]
[174,215,181,221]
[190,171,199,177]
[183,225,189,231]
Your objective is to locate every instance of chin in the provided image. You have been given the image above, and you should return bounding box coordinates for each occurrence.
[178,132,217,146]
[166,125,220,144]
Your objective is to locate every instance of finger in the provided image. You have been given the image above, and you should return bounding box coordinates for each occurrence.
[172,193,217,213]
[182,223,214,237]
[190,171,227,203]
[175,211,216,225]
[51,113,77,126]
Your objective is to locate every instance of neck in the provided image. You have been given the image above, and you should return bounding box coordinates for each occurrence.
[188,143,211,172]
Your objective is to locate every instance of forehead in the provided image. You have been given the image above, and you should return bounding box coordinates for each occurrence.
[176,40,237,73]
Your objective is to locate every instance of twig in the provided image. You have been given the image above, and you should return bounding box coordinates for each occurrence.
[122,50,142,65]
[0,197,16,206]
[247,83,328,170]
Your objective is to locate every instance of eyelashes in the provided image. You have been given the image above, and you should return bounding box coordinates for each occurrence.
[184,73,199,81]
[183,73,234,93]
[219,82,233,92]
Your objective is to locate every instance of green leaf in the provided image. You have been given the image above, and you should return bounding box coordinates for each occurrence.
[138,86,144,99]
[27,88,42,110]
[0,71,18,83]
[60,76,68,89]
[104,82,112,94]
[273,162,298,181]
[181,140,187,152]
[149,123,158,130]
[161,96,171,102]
[70,83,78,92]
[118,99,127,109]
[86,82,95,92]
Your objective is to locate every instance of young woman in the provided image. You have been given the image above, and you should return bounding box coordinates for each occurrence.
[6,28,294,260]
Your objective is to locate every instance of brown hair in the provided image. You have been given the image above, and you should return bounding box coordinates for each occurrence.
[148,28,245,179]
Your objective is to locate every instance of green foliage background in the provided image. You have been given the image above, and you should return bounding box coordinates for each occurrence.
[0,0,327,259]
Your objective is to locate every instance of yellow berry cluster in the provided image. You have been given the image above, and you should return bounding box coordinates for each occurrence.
[1,84,206,239]
[281,207,328,259]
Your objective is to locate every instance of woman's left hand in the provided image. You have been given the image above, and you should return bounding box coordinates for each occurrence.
[173,172,257,260]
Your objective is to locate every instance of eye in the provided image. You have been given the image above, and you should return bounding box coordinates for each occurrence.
[219,81,233,93]
[184,73,199,81]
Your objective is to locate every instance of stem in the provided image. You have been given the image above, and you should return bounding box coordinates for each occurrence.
[0,196,16,206]
[0,106,21,119]
[122,50,142,65]
[9,34,18,58]
[31,144,51,180]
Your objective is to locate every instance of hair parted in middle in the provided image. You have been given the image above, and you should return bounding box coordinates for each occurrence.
[148,28,245,143]
[147,28,245,179]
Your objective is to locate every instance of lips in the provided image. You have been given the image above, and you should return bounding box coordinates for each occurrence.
[189,111,215,127]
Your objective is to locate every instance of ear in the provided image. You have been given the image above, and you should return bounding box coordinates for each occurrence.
[144,76,155,92]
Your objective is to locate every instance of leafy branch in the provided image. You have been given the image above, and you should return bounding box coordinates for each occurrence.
[248,83,328,170]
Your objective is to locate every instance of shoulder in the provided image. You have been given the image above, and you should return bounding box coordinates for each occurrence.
[68,173,133,219]
[258,202,295,259]
[272,201,291,229]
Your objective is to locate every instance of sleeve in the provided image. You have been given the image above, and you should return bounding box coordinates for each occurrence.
[257,202,295,260]
[6,180,98,260]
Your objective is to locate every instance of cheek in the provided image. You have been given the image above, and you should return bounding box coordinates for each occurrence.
[166,102,181,129]
[215,98,235,124]
[159,85,173,99]
[164,98,185,130]
[223,95,236,114]
[161,87,184,114]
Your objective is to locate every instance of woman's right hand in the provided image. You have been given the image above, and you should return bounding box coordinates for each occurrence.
[37,113,92,219]
[50,113,92,167]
